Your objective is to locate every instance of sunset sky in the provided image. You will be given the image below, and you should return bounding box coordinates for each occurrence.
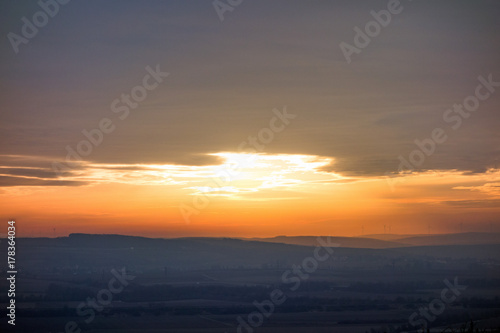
[1,0,499,238]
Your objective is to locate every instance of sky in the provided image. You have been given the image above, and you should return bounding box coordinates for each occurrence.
[1,0,499,238]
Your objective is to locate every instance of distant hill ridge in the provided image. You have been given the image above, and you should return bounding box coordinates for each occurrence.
[19,231,500,250]
[246,235,407,249]
[246,232,500,249]
[15,233,500,270]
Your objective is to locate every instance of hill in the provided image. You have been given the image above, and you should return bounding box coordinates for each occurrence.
[246,235,408,249]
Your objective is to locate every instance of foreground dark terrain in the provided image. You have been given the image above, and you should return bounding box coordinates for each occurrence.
[1,233,500,332]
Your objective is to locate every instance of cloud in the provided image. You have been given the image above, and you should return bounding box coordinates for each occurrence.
[453,182,500,197]
[0,176,88,187]
[0,167,63,179]
[441,199,500,208]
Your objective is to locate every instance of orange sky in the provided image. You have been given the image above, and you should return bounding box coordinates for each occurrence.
[2,153,499,238]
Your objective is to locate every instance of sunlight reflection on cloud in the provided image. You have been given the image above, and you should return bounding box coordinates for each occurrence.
[54,153,346,197]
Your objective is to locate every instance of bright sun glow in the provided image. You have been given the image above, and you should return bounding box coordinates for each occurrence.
[47,152,345,198]
[187,153,342,197]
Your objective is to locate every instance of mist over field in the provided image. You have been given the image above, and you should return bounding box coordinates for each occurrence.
[1,233,500,332]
